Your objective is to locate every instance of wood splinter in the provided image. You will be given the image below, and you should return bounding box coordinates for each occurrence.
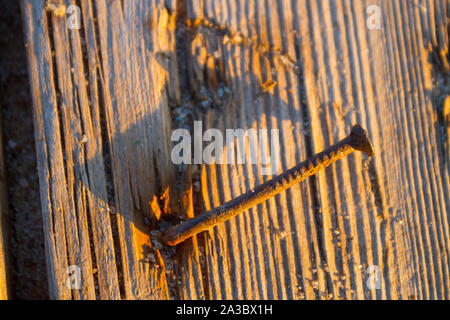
[163,125,374,246]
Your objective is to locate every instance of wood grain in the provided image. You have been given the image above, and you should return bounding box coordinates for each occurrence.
[21,0,449,299]
[181,0,450,299]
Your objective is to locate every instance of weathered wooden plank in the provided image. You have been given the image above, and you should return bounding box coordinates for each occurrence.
[180,0,450,299]
[21,0,449,299]
[21,0,204,299]
[22,0,71,299]
[93,0,181,299]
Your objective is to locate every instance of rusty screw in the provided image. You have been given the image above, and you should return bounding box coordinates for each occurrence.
[163,125,374,246]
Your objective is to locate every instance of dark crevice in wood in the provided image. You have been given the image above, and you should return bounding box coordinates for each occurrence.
[293,29,331,298]
[95,59,123,299]
[367,156,389,297]
[69,171,83,299]
[170,0,195,300]
[150,153,164,223]
[47,13,69,193]
[184,16,300,77]
[91,0,126,299]
[92,1,106,81]
[164,0,212,300]
[302,119,333,298]
[75,0,94,124]
[368,158,385,219]
[152,152,178,299]
[119,0,125,16]
[45,13,72,295]
[194,198,209,299]
[73,4,96,243]
[65,4,94,299]
[84,193,100,298]
[295,37,333,299]
[41,12,57,242]
[73,81,97,300]
[66,1,101,299]
[106,206,125,298]
[96,45,126,299]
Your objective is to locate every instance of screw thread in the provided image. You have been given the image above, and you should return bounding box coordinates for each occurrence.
[163,125,373,245]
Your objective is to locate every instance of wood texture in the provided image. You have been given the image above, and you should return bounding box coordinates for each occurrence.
[21,0,449,299]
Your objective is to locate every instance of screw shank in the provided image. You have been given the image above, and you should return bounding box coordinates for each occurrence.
[163,136,358,246]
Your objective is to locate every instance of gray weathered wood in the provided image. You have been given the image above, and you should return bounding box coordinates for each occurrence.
[21,0,450,299]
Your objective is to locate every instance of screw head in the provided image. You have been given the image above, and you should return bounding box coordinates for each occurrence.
[349,125,374,157]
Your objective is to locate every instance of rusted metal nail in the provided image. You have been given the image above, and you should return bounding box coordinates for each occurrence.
[163,125,374,246]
